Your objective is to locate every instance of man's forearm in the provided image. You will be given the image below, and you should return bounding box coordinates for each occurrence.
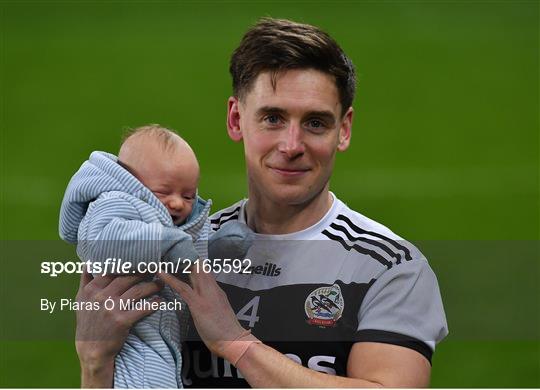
[235,343,382,388]
[80,356,114,388]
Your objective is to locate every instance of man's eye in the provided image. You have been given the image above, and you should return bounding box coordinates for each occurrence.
[264,114,281,125]
[308,119,324,128]
[305,119,328,133]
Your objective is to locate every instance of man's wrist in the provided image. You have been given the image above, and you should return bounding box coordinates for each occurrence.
[221,330,262,366]
[80,356,115,388]
[233,339,264,372]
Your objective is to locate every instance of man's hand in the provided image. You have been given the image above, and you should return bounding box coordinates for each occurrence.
[158,270,246,357]
[75,270,163,388]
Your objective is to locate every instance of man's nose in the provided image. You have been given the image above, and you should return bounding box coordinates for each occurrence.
[278,122,305,158]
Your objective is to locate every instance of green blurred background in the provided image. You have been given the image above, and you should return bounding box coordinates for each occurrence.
[1,0,538,387]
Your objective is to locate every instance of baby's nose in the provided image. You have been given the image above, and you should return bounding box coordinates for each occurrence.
[168,196,184,211]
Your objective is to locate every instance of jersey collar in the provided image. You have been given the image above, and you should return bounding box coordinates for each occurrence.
[238,192,340,240]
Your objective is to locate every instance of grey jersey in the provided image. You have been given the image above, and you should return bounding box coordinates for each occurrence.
[182,194,448,388]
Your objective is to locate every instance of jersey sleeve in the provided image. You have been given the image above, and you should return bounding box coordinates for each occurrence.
[355,256,448,362]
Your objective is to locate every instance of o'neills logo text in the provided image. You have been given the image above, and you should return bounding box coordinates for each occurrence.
[245,262,281,276]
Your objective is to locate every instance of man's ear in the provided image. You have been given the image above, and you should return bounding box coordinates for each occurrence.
[337,107,353,152]
[227,96,243,142]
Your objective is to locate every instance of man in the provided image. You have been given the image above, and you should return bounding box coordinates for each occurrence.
[75,17,447,387]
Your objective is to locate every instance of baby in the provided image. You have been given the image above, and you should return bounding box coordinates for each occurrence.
[119,125,200,227]
[59,125,251,388]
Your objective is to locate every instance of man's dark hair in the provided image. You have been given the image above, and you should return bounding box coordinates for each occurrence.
[230,17,356,115]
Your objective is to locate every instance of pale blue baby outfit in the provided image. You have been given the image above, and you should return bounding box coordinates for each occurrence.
[59,151,240,388]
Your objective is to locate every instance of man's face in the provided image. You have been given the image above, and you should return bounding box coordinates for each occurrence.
[227,69,352,207]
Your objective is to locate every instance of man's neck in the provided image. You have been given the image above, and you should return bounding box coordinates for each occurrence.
[245,190,333,235]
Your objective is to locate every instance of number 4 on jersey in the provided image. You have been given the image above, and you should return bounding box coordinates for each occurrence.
[236,296,260,328]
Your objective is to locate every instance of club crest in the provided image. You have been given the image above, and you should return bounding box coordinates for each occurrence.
[304,283,344,327]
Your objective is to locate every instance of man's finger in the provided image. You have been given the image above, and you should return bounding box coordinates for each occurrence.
[120,279,163,301]
[123,297,161,326]
[189,266,216,294]
[89,273,116,289]
[78,267,93,292]
[106,274,155,297]
[158,273,194,304]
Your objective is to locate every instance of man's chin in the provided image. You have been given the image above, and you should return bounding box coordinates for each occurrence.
[263,185,320,207]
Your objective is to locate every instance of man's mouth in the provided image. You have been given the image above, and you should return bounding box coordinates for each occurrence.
[268,166,311,177]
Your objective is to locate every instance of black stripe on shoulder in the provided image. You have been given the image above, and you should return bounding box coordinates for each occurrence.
[329,222,403,264]
[322,230,393,270]
[218,214,239,225]
[210,206,241,225]
[354,329,433,364]
[336,214,412,261]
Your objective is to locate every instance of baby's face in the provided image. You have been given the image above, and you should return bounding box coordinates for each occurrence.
[124,140,200,225]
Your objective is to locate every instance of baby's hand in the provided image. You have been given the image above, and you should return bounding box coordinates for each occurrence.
[161,230,200,275]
